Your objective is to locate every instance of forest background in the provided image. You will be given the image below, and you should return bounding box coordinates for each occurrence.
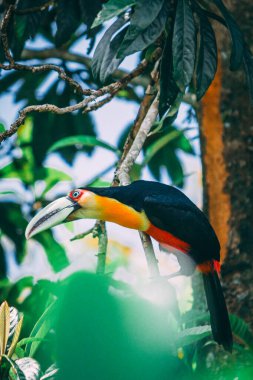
[0,1,252,379]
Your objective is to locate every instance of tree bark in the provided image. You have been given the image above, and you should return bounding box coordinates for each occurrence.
[199,1,253,327]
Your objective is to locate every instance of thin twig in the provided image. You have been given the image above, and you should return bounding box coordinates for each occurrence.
[21,48,150,88]
[93,221,108,275]
[0,49,162,144]
[70,228,93,242]
[0,5,85,94]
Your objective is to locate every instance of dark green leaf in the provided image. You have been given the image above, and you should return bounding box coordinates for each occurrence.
[34,230,69,272]
[172,0,196,91]
[212,0,244,70]
[175,132,195,155]
[147,156,162,181]
[126,0,164,34]
[165,150,184,188]
[92,0,135,28]
[117,0,169,58]
[177,325,211,347]
[196,14,217,100]
[48,135,120,155]
[55,0,80,46]
[143,130,182,165]
[92,17,128,83]
[230,314,253,349]
[17,337,46,348]
[7,277,34,307]
[0,243,7,279]
[159,35,180,117]
[79,0,102,28]
[143,124,192,187]
[0,123,5,133]
[11,1,45,59]
[26,301,57,358]
[0,203,27,264]
[243,47,253,101]
[31,81,97,165]
[2,355,26,380]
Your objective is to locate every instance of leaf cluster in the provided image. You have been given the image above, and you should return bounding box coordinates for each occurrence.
[0,301,57,379]
[92,0,253,117]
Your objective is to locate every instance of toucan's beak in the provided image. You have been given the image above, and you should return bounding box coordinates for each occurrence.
[25,197,80,239]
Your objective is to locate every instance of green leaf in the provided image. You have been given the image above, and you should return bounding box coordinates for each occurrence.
[230,314,253,349]
[0,242,7,279]
[117,0,169,58]
[92,0,135,28]
[159,35,180,117]
[0,204,27,264]
[17,337,46,348]
[11,1,44,59]
[2,354,26,380]
[122,0,165,40]
[0,123,5,133]
[177,325,211,347]
[172,0,196,91]
[55,0,80,46]
[48,135,120,155]
[92,17,128,83]
[40,167,72,196]
[26,301,57,358]
[143,130,182,166]
[165,150,184,188]
[243,47,253,102]
[32,107,97,166]
[34,230,69,273]
[79,0,102,28]
[212,0,244,70]
[196,13,217,100]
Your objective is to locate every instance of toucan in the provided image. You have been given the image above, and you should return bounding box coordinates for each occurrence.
[25,180,233,351]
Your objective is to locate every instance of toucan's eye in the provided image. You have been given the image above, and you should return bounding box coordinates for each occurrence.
[71,190,80,198]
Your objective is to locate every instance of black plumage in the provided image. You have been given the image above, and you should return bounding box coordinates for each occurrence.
[83,180,233,351]
[84,180,220,264]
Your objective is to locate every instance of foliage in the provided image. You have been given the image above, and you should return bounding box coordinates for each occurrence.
[118,120,195,187]
[0,1,253,379]
[0,301,56,379]
[0,119,71,275]
[92,0,253,114]
[1,273,253,379]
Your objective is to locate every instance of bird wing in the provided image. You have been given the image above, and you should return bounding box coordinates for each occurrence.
[143,194,220,262]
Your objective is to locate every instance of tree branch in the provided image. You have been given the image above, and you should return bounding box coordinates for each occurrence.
[21,48,150,88]
[93,221,108,275]
[117,94,160,186]
[0,48,162,144]
[115,94,161,278]
[20,49,197,106]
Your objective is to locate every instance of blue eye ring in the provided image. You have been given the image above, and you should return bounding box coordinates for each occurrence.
[72,190,80,198]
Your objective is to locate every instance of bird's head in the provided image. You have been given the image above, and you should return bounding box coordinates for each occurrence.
[25,189,100,239]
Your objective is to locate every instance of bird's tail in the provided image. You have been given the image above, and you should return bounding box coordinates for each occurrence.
[202,267,233,352]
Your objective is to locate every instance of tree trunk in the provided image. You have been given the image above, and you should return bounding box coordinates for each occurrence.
[199,1,253,327]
